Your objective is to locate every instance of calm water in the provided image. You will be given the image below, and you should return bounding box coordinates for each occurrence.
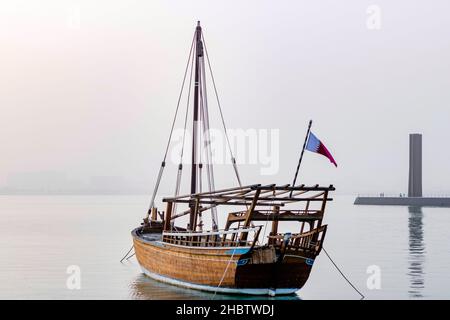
[0,195,449,300]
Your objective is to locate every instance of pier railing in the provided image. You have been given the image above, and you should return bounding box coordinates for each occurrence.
[357,193,450,198]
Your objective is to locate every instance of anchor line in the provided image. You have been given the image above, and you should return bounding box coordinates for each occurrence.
[322,247,365,300]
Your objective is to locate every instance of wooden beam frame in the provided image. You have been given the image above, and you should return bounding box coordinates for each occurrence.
[163,201,173,231]
[240,189,261,241]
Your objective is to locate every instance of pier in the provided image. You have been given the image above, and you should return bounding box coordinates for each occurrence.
[354,134,450,207]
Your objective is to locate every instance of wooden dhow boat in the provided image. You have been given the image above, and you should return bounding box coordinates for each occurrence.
[131,22,335,296]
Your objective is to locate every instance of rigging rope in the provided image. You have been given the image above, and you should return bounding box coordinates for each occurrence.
[180,40,196,163]
[322,247,365,300]
[202,33,243,187]
[173,39,196,218]
[144,29,244,234]
[162,33,196,162]
[147,33,195,214]
[119,245,134,263]
[199,55,219,230]
[212,246,237,298]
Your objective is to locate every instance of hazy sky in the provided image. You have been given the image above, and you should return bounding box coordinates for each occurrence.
[1,0,450,195]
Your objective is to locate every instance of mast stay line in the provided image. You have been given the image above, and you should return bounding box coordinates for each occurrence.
[145,21,243,232]
[146,32,195,220]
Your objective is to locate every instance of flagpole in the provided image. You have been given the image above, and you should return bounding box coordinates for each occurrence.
[290,120,312,197]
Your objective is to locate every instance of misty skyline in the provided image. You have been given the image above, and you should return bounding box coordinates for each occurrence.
[1,1,450,196]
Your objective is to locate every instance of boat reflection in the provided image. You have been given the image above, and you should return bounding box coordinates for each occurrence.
[407,206,425,298]
[129,273,301,300]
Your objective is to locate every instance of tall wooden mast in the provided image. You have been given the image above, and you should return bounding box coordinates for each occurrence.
[189,21,203,229]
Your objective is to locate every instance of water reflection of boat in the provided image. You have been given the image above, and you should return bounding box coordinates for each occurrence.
[129,274,301,300]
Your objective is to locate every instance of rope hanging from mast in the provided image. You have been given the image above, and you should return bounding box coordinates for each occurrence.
[172,36,196,222]
[145,23,242,231]
[202,33,243,187]
[199,54,219,230]
[146,33,196,218]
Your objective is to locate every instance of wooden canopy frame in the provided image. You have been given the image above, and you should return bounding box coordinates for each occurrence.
[161,184,335,233]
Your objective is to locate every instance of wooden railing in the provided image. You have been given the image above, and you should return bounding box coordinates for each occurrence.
[267,225,327,254]
[162,226,262,248]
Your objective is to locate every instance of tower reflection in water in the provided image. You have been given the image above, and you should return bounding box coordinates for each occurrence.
[407,206,425,298]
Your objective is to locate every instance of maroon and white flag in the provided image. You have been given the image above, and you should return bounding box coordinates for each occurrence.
[305,132,337,167]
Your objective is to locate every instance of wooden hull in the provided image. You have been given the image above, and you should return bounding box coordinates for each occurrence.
[132,228,316,296]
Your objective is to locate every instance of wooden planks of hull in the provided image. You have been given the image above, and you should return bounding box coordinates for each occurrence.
[133,236,240,287]
[132,230,315,294]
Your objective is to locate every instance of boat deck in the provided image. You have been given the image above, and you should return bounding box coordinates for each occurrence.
[140,233,162,242]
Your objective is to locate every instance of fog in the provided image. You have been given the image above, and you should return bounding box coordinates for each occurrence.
[1,0,449,196]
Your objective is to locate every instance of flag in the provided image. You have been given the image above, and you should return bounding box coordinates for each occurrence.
[305,132,337,167]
